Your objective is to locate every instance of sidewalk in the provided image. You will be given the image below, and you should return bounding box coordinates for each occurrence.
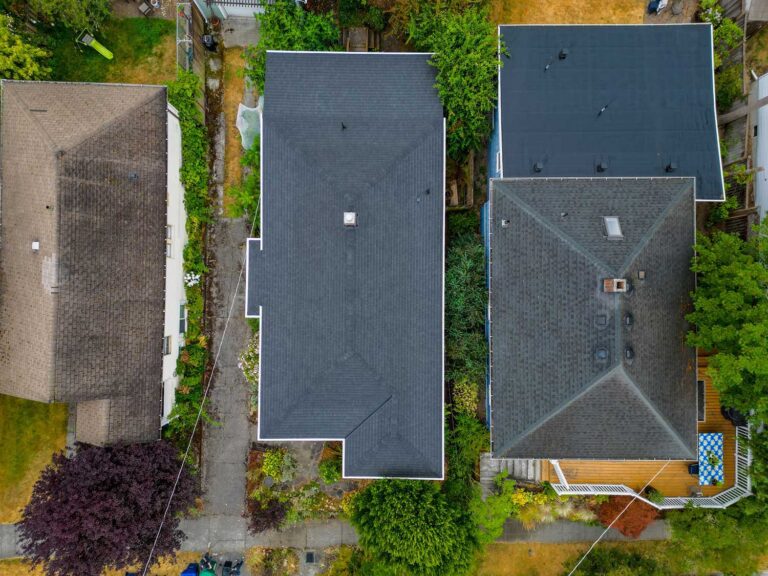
[499,519,670,543]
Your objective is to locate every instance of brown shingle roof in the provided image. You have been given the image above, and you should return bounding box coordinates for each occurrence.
[0,81,168,444]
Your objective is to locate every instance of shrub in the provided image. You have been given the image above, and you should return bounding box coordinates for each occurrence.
[451,377,479,415]
[351,479,476,576]
[700,0,743,68]
[244,0,339,94]
[595,496,659,539]
[644,487,665,505]
[18,442,198,576]
[666,499,768,576]
[262,448,296,483]
[562,546,665,576]
[0,14,50,80]
[319,457,342,484]
[248,498,288,534]
[229,139,261,226]
[408,6,501,161]
[716,64,743,112]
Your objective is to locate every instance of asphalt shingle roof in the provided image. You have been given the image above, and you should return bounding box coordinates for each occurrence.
[248,52,444,479]
[0,81,167,445]
[489,177,697,460]
[498,25,724,201]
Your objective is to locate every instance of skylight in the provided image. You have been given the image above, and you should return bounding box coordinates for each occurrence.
[603,216,623,239]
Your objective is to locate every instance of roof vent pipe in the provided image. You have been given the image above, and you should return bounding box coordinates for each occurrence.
[665,162,677,173]
[31,241,40,252]
[533,161,544,173]
[597,161,609,173]
[559,48,569,60]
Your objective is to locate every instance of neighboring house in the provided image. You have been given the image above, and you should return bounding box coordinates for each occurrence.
[753,72,768,219]
[484,25,751,509]
[245,52,445,479]
[0,81,187,445]
[489,24,724,202]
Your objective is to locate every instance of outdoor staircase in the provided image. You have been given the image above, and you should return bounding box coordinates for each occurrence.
[479,453,541,498]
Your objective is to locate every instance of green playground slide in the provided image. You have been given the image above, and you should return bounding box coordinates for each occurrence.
[76,31,113,60]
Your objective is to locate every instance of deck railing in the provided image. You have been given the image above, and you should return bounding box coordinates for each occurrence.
[551,426,753,510]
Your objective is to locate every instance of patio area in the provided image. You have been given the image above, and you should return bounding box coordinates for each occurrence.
[542,372,738,499]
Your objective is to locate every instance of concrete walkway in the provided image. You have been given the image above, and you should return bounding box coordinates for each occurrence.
[499,519,670,543]
[0,524,20,558]
[180,518,358,552]
[201,218,253,524]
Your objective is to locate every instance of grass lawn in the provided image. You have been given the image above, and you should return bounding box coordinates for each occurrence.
[223,47,248,216]
[0,552,201,576]
[747,25,768,78]
[490,0,645,26]
[44,17,175,84]
[0,394,68,523]
[477,542,668,576]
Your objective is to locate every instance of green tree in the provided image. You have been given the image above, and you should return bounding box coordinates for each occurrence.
[244,0,339,94]
[351,480,475,576]
[28,0,111,30]
[0,14,50,80]
[700,0,743,68]
[666,500,768,576]
[408,6,501,161]
[686,222,768,423]
[562,546,665,576]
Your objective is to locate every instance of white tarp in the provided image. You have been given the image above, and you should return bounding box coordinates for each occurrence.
[236,97,262,150]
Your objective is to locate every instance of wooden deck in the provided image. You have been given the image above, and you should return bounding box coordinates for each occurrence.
[542,367,737,499]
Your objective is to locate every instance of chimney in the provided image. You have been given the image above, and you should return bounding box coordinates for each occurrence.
[603,278,628,293]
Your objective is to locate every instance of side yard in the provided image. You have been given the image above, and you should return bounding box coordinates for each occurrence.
[0,396,67,523]
[491,0,645,25]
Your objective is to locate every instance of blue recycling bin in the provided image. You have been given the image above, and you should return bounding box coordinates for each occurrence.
[180,563,199,576]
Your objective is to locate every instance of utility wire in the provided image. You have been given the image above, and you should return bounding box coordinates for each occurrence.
[140,202,260,576]
[566,460,671,576]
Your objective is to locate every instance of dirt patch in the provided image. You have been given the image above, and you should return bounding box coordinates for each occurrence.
[644,0,698,23]
[491,0,645,25]
[0,552,202,576]
[223,47,249,216]
[106,33,176,85]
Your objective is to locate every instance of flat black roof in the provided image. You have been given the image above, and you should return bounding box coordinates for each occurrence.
[246,52,444,479]
[498,25,724,201]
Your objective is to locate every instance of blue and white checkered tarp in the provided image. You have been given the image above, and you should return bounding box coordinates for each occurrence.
[698,432,724,486]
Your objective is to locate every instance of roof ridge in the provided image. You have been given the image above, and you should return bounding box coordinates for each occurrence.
[493,364,622,457]
[492,183,613,274]
[617,179,694,275]
[618,366,696,459]
[62,87,166,154]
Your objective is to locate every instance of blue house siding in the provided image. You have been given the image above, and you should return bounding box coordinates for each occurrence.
[487,106,502,184]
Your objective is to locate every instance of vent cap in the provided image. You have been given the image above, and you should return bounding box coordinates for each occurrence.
[343,212,357,227]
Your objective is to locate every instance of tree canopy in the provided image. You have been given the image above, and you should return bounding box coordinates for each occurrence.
[407,5,501,161]
[0,14,50,80]
[28,0,111,30]
[686,222,768,423]
[351,479,476,576]
[244,0,340,93]
[18,441,198,576]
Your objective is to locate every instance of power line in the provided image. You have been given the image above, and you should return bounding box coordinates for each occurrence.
[566,460,671,576]
[140,205,260,576]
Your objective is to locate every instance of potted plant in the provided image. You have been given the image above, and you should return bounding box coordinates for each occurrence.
[706,450,721,467]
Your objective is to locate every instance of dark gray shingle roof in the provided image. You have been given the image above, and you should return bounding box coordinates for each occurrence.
[489,177,697,460]
[249,52,444,478]
[498,25,724,201]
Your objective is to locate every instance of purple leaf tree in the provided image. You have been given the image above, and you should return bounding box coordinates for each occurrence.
[18,441,199,576]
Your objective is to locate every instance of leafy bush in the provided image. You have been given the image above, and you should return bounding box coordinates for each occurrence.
[644,487,665,505]
[164,71,213,450]
[18,442,198,576]
[686,221,768,426]
[351,480,476,576]
[716,64,743,112]
[248,498,288,534]
[244,0,339,94]
[229,138,261,227]
[0,14,50,80]
[595,497,659,539]
[239,333,260,417]
[700,0,743,68]
[562,546,665,576]
[319,457,342,484]
[445,214,487,385]
[706,194,740,226]
[29,0,111,30]
[262,448,297,483]
[282,481,340,526]
[443,413,488,505]
[407,6,501,161]
[666,499,768,576]
[451,377,479,415]
[339,0,387,31]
